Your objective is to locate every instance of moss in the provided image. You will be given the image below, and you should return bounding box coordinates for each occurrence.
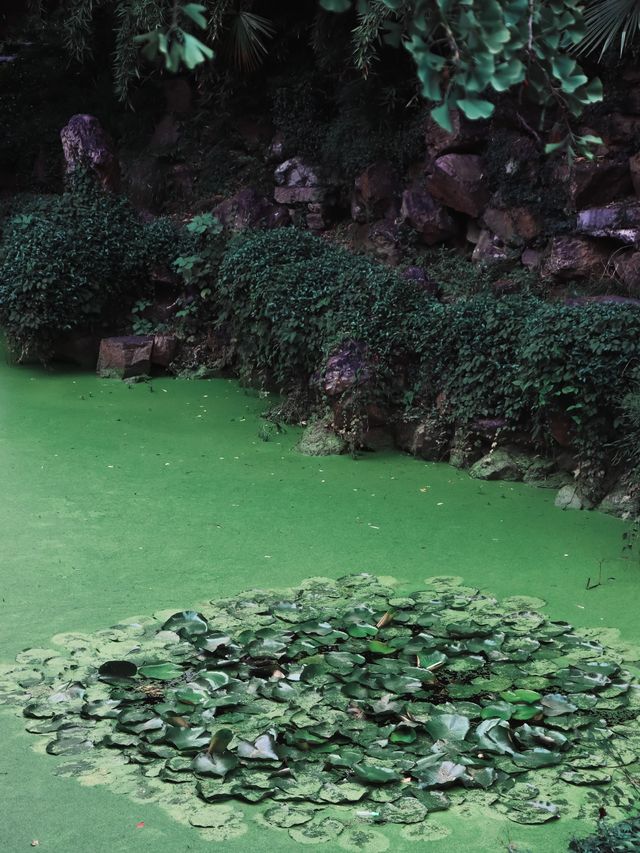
[295,417,346,456]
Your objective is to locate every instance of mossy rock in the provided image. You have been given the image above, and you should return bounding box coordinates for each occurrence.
[555,484,595,511]
[295,419,346,456]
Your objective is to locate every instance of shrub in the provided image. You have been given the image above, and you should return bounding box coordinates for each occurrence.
[0,175,179,358]
[570,817,640,852]
[214,228,640,466]
[216,227,432,386]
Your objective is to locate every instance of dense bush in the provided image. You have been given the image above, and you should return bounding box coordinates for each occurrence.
[215,228,640,460]
[570,817,640,852]
[0,175,178,358]
[216,227,431,386]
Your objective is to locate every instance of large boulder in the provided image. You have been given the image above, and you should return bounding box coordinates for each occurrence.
[542,236,610,279]
[576,202,640,244]
[60,114,120,191]
[97,336,153,379]
[568,158,632,209]
[320,341,372,398]
[614,251,640,294]
[469,448,526,482]
[427,154,489,217]
[555,484,594,511]
[394,417,450,461]
[351,161,400,223]
[274,157,325,204]
[151,334,178,368]
[214,187,290,231]
[400,187,457,244]
[423,108,488,160]
[482,206,541,243]
[598,482,639,518]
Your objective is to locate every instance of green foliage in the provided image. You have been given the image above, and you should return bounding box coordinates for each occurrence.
[0,175,178,357]
[580,0,640,59]
[216,227,429,385]
[214,228,640,464]
[172,213,226,335]
[322,0,604,143]
[570,817,640,852]
[5,573,640,838]
[135,3,214,76]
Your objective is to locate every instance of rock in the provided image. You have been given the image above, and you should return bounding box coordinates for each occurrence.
[400,187,457,244]
[267,132,288,163]
[394,418,450,461]
[472,229,519,267]
[364,219,401,265]
[521,248,545,270]
[568,158,632,208]
[361,427,395,451]
[274,157,321,188]
[555,484,595,511]
[351,161,400,223]
[60,114,120,192]
[523,466,571,490]
[151,334,178,367]
[469,448,526,482]
[630,152,640,197]
[576,202,640,244]
[614,251,640,293]
[232,117,272,153]
[97,336,153,379]
[427,154,489,217]
[448,428,484,469]
[295,418,346,456]
[274,186,326,204]
[564,294,640,308]
[482,206,542,243]
[542,236,610,279]
[598,483,639,518]
[602,113,640,146]
[320,341,372,398]
[214,187,290,231]
[121,154,164,212]
[423,108,488,160]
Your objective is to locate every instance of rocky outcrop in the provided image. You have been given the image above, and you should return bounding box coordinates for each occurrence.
[423,108,488,160]
[320,341,372,398]
[482,206,542,243]
[394,417,450,461]
[576,202,640,244]
[97,336,154,379]
[598,482,639,518]
[542,236,610,279]
[555,484,595,511]
[569,158,632,209]
[274,157,324,204]
[351,161,400,223]
[400,188,457,244]
[60,114,120,191]
[214,187,290,231]
[151,334,178,368]
[427,154,489,217]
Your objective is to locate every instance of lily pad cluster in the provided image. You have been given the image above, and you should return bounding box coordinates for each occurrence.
[2,574,640,844]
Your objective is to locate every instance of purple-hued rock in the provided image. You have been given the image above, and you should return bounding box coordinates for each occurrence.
[542,236,610,279]
[97,336,153,379]
[214,187,290,231]
[351,161,400,223]
[400,187,457,244]
[427,154,489,217]
[576,202,640,244]
[320,341,372,398]
[60,114,120,191]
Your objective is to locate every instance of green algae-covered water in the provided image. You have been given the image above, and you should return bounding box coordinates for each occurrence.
[1,359,637,852]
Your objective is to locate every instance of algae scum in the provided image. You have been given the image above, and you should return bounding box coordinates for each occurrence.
[3,572,640,846]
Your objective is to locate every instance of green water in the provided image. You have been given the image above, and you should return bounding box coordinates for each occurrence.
[0,360,636,852]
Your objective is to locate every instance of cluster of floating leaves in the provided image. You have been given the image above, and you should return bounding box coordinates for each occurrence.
[2,574,640,847]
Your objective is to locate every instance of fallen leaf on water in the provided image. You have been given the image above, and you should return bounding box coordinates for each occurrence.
[136,822,145,829]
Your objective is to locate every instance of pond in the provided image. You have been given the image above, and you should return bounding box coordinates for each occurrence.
[0,357,637,852]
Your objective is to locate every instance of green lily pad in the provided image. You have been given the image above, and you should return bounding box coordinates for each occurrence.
[139,662,184,681]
